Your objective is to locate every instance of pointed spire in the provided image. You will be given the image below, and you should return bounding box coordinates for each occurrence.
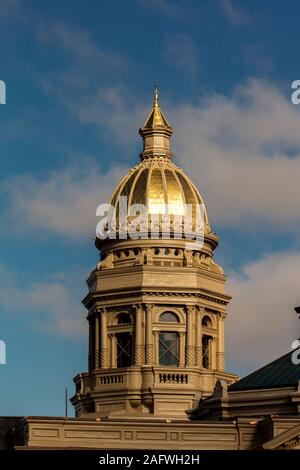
[142,84,171,129]
[154,83,159,107]
[139,85,173,160]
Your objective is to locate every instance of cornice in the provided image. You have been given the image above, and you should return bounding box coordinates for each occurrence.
[83,287,230,309]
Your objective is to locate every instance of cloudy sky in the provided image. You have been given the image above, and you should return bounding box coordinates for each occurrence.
[0,0,300,416]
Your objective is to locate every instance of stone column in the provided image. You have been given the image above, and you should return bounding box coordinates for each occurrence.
[210,337,217,370]
[185,305,195,366]
[109,334,116,368]
[95,313,100,368]
[153,331,159,365]
[195,307,203,367]
[88,315,94,370]
[179,332,185,367]
[100,308,108,368]
[134,304,144,365]
[145,304,153,365]
[216,312,225,370]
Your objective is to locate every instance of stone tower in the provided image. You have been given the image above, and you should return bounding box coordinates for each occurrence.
[71,87,237,419]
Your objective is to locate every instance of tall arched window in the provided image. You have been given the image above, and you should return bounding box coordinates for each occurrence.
[116,333,132,367]
[202,315,212,327]
[202,335,211,369]
[117,313,132,324]
[159,332,179,366]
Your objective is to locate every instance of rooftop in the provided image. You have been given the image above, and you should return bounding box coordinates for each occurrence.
[229,350,300,391]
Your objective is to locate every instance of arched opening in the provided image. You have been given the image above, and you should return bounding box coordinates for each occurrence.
[117,313,132,324]
[202,315,212,327]
[159,312,180,323]
[202,335,212,369]
[116,333,132,368]
[159,332,179,366]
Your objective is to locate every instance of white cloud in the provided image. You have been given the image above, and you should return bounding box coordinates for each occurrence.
[70,87,148,145]
[1,159,128,239]
[0,264,87,337]
[219,0,251,27]
[63,79,300,231]
[171,79,300,230]
[226,250,300,373]
[36,21,124,72]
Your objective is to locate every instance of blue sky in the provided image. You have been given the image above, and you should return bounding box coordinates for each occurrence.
[0,0,300,416]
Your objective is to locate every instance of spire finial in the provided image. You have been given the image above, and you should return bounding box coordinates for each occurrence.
[139,85,173,159]
[154,83,159,107]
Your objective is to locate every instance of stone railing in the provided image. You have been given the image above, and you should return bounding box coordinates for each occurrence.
[99,374,124,385]
[95,370,127,387]
[152,367,192,386]
[74,374,95,394]
[159,372,188,384]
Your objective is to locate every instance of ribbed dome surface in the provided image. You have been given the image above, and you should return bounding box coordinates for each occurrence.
[110,157,209,231]
[105,86,212,238]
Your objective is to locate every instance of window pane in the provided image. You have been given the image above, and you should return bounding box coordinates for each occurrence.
[159,332,179,366]
[116,333,132,367]
[202,335,210,369]
[117,313,132,324]
[159,312,179,323]
[202,315,212,327]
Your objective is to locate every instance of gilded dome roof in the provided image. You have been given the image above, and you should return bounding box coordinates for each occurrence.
[110,157,209,230]
[107,86,211,237]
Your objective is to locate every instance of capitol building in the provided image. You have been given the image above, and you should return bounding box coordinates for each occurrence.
[1,87,299,450]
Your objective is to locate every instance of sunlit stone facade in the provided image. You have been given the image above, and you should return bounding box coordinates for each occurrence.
[71,87,237,418]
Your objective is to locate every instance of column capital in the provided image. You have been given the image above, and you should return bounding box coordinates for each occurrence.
[219,312,227,320]
[133,304,143,313]
[186,305,196,315]
[98,307,107,315]
[197,305,205,314]
[145,304,154,314]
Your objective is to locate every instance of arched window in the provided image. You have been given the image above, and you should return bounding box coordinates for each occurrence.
[159,332,179,366]
[117,313,132,324]
[159,312,179,323]
[116,333,132,367]
[202,315,212,327]
[202,335,211,368]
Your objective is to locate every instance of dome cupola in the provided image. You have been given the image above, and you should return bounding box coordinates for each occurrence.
[97,86,217,247]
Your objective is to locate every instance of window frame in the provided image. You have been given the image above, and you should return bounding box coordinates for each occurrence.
[158,331,179,367]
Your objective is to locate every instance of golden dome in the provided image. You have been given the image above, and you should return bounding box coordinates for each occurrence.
[108,86,211,237]
[110,157,209,230]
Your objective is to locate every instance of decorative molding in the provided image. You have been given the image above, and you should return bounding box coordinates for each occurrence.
[95,350,100,369]
[185,346,195,366]
[195,346,202,367]
[186,305,196,315]
[100,348,109,369]
[86,290,229,307]
[134,345,144,365]
[145,345,153,364]
[216,352,225,371]
[282,435,300,449]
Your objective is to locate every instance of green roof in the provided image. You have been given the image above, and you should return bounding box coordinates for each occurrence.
[229,350,300,391]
